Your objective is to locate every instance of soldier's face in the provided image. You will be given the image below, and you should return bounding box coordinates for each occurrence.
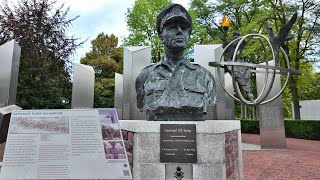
[160,18,190,50]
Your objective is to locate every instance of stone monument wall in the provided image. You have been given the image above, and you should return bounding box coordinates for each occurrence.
[293,100,320,120]
[194,44,228,120]
[120,120,243,180]
[256,60,286,149]
[71,63,95,108]
[121,46,151,120]
[0,40,22,143]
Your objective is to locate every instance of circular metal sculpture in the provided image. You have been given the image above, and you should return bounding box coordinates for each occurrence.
[210,12,301,106]
[209,33,301,105]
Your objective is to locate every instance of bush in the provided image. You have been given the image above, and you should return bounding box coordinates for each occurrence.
[240,120,320,140]
[240,120,260,134]
[285,120,320,140]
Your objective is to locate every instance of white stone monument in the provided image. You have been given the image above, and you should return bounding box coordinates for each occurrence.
[114,73,124,119]
[0,40,22,143]
[256,60,286,149]
[71,63,95,109]
[122,46,151,120]
[293,100,320,120]
[194,44,235,120]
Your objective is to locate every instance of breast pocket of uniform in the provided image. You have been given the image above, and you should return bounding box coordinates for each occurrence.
[144,79,167,96]
[182,84,206,108]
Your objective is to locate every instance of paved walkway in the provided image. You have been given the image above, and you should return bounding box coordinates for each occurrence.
[242,133,320,180]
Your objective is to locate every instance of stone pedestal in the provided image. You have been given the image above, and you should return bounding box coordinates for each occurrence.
[256,60,286,149]
[121,120,243,180]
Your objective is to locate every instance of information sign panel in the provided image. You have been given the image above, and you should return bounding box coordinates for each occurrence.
[0,109,132,179]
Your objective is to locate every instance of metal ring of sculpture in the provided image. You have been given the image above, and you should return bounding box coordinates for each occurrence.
[210,34,301,105]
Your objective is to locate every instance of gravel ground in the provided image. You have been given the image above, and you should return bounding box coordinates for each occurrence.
[242,133,320,180]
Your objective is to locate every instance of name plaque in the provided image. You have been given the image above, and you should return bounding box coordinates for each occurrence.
[160,124,197,163]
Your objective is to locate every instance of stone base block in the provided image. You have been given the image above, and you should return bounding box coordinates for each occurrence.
[121,120,243,180]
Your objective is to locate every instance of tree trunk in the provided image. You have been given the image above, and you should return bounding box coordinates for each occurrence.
[290,76,300,119]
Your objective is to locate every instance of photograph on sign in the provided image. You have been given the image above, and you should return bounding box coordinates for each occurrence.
[9,116,69,134]
[101,124,122,140]
[99,109,118,124]
[104,141,127,160]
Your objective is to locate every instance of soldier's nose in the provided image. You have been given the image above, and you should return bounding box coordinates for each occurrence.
[177,26,183,33]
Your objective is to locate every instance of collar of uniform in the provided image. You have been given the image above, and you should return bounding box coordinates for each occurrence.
[155,56,196,70]
[154,56,169,68]
[184,61,197,70]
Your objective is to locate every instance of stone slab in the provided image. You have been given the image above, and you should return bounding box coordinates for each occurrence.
[242,143,261,151]
[256,60,286,149]
[120,120,240,134]
[0,40,21,108]
[296,100,320,120]
[71,63,95,108]
[196,133,224,164]
[194,45,225,120]
[123,47,150,120]
[114,73,124,119]
[134,133,160,163]
[193,163,225,180]
[133,163,165,180]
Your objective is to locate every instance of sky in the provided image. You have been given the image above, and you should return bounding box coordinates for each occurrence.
[4,0,216,63]
[58,0,192,63]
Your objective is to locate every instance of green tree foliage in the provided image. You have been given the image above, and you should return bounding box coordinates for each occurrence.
[0,0,82,109]
[124,0,171,62]
[218,0,268,32]
[190,0,270,65]
[263,0,320,119]
[189,0,220,44]
[297,63,320,100]
[190,0,268,44]
[283,61,320,118]
[190,0,320,118]
[80,33,123,108]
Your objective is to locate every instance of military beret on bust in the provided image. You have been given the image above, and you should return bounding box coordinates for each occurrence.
[156,3,192,35]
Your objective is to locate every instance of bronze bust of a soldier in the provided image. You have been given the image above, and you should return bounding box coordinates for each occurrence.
[135,4,216,121]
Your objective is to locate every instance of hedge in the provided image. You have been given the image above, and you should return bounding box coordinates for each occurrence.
[240,120,320,141]
[240,120,260,134]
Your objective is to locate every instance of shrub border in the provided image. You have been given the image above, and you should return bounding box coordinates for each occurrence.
[240,120,320,141]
